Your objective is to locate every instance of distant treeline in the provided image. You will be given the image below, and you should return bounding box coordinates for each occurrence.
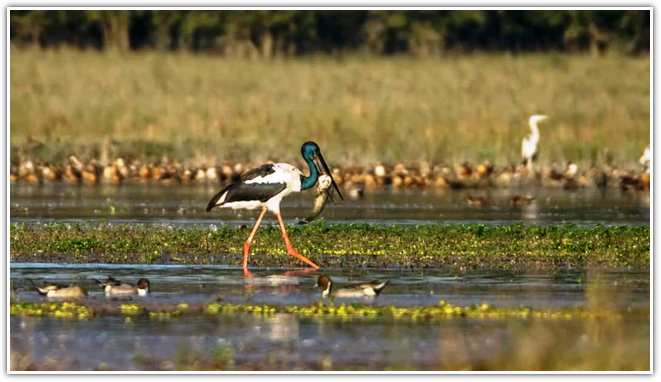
[10,10,650,56]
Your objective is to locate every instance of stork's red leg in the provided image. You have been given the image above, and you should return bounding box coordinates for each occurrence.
[275,211,320,269]
[242,207,268,276]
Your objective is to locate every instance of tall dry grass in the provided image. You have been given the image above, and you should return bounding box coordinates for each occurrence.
[10,47,650,167]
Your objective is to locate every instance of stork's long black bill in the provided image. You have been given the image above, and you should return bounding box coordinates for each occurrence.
[317,152,343,201]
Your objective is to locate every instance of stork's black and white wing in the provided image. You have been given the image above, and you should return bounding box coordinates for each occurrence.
[206,164,290,211]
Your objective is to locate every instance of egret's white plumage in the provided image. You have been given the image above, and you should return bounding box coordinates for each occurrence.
[640,145,650,169]
[521,114,547,170]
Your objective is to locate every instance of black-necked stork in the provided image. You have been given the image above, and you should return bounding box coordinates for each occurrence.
[521,114,548,170]
[206,141,342,275]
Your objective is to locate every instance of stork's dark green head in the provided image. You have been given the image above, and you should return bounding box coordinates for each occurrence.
[299,141,343,201]
[301,141,320,160]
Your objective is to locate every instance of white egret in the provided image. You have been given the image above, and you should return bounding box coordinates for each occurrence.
[521,114,548,171]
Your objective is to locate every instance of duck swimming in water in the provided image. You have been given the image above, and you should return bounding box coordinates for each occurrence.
[316,274,388,299]
[95,276,150,297]
[33,282,87,299]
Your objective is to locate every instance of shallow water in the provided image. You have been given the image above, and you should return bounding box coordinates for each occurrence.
[10,264,650,371]
[10,263,650,309]
[8,184,651,371]
[11,313,649,371]
[10,184,649,226]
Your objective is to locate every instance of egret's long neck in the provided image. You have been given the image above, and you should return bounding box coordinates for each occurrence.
[529,120,540,142]
[300,157,319,190]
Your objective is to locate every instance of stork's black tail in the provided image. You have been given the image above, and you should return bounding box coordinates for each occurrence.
[372,280,389,296]
[206,184,232,212]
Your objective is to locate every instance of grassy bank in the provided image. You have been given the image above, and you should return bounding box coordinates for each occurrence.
[10,223,649,271]
[10,48,649,166]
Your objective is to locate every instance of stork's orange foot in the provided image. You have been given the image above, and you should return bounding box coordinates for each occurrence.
[287,246,319,269]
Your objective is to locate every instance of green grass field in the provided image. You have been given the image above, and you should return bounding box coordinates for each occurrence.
[10,48,650,167]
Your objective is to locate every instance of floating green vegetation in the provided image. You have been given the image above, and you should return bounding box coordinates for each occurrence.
[203,300,639,322]
[120,303,143,316]
[10,300,645,323]
[10,301,92,320]
[10,223,649,271]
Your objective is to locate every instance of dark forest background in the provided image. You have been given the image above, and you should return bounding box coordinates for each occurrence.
[10,10,650,57]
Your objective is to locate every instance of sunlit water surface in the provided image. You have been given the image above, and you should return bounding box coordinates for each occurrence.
[10,264,649,371]
[10,184,649,226]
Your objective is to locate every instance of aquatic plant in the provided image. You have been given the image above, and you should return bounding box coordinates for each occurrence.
[10,301,92,320]
[10,223,650,271]
[10,300,645,323]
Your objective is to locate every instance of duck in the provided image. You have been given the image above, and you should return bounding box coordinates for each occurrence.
[138,163,152,180]
[95,276,150,297]
[620,174,646,192]
[102,162,124,185]
[316,274,388,299]
[455,162,472,180]
[373,164,387,178]
[82,160,100,185]
[39,163,60,182]
[466,195,488,207]
[511,195,536,206]
[348,185,365,199]
[475,161,494,179]
[33,282,87,299]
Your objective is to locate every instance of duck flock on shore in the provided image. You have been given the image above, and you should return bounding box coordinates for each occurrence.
[9,156,650,192]
[9,148,650,195]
